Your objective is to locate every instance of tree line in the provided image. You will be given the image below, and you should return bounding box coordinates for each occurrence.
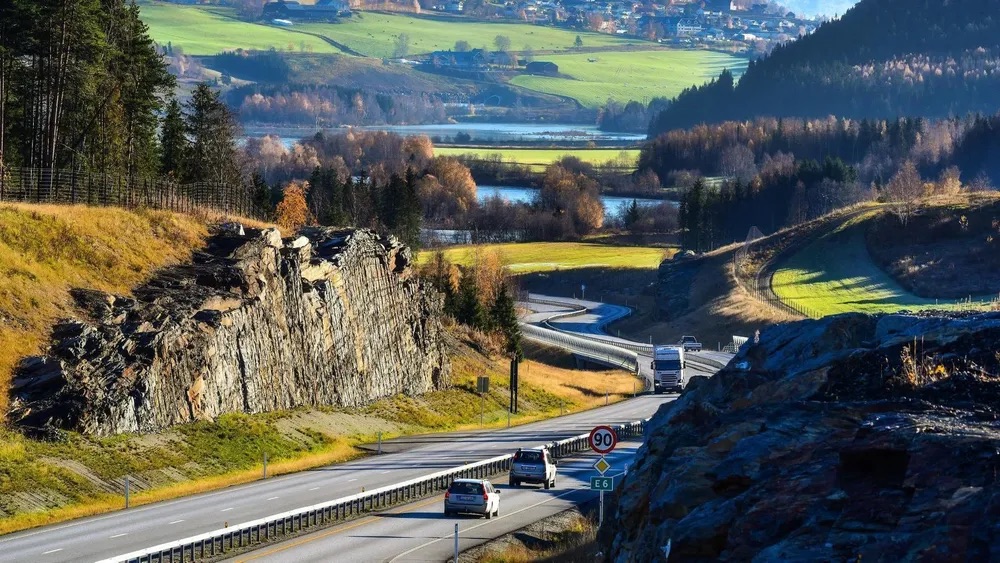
[647,0,1000,134]
[0,1,247,206]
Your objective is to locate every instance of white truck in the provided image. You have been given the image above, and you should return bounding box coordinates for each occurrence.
[651,345,686,393]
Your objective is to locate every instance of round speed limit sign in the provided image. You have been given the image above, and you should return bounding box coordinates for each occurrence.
[588,426,618,454]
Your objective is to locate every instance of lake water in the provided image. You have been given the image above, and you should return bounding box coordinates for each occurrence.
[245,122,645,148]
[478,185,674,210]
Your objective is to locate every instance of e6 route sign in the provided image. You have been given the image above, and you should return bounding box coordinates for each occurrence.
[588,425,618,454]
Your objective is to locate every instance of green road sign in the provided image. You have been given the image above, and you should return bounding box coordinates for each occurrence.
[590,476,614,491]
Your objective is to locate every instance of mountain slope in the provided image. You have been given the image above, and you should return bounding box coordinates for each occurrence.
[650,0,1000,135]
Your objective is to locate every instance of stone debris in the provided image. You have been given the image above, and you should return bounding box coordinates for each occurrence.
[605,311,1000,562]
[9,226,450,436]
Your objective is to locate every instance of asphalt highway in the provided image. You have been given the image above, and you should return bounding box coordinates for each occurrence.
[0,396,689,563]
[0,292,730,562]
[225,443,643,563]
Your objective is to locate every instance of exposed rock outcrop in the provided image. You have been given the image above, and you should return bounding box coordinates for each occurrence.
[10,227,450,436]
[606,311,1000,562]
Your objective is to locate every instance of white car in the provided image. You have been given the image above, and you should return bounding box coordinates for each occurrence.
[444,478,501,518]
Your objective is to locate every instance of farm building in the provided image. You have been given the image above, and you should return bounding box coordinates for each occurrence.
[525,61,559,75]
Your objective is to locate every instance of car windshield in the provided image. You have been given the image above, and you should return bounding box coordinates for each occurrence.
[514,450,543,463]
[449,482,484,495]
[655,360,682,370]
[682,337,695,342]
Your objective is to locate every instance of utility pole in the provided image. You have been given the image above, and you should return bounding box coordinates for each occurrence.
[125,476,130,509]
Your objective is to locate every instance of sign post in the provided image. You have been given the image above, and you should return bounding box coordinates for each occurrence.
[477,376,489,427]
[588,426,618,527]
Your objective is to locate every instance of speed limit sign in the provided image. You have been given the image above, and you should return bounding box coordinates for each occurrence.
[589,426,618,454]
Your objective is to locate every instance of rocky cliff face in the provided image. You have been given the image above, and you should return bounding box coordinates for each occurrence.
[10,227,450,436]
[606,311,1000,562]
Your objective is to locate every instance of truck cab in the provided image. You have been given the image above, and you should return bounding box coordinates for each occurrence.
[651,345,686,393]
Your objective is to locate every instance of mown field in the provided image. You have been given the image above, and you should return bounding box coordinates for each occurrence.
[772,219,995,317]
[138,2,336,55]
[510,50,748,108]
[435,147,639,171]
[419,242,672,273]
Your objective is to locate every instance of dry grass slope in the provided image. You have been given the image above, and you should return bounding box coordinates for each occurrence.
[0,204,210,412]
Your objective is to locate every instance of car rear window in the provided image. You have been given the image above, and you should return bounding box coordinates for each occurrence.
[449,482,484,495]
[515,451,543,463]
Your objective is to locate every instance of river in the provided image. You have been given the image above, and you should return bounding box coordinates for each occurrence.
[478,185,674,210]
[244,122,645,148]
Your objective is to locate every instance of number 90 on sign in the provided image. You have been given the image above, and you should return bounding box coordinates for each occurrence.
[588,426,618,454]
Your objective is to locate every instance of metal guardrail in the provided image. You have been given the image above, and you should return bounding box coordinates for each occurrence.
[101,420,647,563]
[523,296,729,372]
[521,324,640,374]
[724,335,749,354]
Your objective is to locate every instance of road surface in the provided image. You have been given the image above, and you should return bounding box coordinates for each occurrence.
[0,395,691,563]
[0,292,730,562]
[224,443,642,563]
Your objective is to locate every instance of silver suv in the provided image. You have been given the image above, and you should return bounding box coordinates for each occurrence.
[510,447,557,489]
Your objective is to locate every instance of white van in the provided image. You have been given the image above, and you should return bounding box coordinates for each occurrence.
[651,345,686,393]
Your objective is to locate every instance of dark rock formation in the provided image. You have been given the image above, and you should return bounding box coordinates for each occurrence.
[606,311,1000,562]
[10,227,450,436]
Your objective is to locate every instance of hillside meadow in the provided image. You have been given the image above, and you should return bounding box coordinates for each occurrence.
[138,2,336,55]
[510,50,749,108]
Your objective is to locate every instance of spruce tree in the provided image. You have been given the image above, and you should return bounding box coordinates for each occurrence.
[490,283,522,359]
[184,83,241,185]
[159,96,187,179]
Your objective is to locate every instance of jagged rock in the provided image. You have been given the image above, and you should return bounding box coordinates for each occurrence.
[606,311,1000,562]
[9,228,450,436]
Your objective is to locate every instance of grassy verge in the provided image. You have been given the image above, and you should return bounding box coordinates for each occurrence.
[772,212,997,316]
[509,50,748,108]
[417,242,672,273]
[434,147,639,172]
[138,2,336,55]
[0,204,211,413]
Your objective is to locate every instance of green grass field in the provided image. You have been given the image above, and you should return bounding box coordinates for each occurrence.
[139,2,336,55]
[772,222,994,317]
[510,50,748,108]
[419,242,671,273]
[435,147,638,172]
[298,13,640,58]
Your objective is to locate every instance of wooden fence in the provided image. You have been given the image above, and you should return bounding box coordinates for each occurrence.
[0,167,268,220]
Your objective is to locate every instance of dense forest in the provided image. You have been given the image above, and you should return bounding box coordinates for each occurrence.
[0,1,246,191]
[644,112,1000,251]
[649,0,1000,135]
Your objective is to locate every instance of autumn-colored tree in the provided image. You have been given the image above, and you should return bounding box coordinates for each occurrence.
[418,157,478,223]
[276,180,311,233]
[471,246,509,313]
[402,135,434,167]
[884,160,923,226]
[936,166,962,195]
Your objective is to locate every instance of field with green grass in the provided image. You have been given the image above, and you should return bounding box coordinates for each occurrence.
[419,242,671,273]
[435,147,638,171]
[298,12,640,58]
[772,220,993,317]
[138,2,336,55]
[510,50,748,108]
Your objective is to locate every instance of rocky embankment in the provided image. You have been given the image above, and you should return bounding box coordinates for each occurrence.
[606,311,1000,561]
[10,226,450,436]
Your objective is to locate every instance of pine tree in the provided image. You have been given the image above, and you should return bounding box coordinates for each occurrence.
[159,96,187,179]
[490,283,522,359]
[184,83,241,185]
[456,269,485,329]
[624,198,641,229]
